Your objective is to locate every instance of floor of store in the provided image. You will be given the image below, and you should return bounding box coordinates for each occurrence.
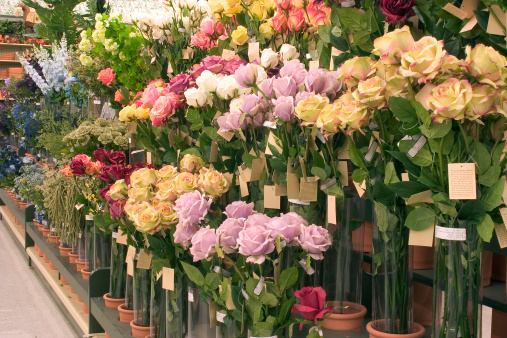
[0,220,78,338]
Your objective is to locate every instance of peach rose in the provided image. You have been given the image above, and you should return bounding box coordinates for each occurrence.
[97,68,116,86]
[180,154,206,173]
[465,44,507,88]
[427,78,473,122]
[338,56,372,88]
[295,95,330,125]
[133,202,161,234]
[198,169,229,197]
[158,165,178,181]
[373,26,414,64]
[155,180,178,202]
[352,76,387,109]
[466,84,498,121]
[306,1,331,26]
[173,172,199,194]
[400,36,446,84]
[128,187,153,203]
[129,168,158,188]
[316,103,341,136]
[336,91,371,132]
[109,179,128,201]
[156,201,178,226]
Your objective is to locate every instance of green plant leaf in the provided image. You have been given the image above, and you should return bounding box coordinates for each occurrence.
[384,162,400,184]
[348,140,367,170]
[477,214,494,242]
[481,177,506,212]
[373,181,396,206]
[470,141,491,175]
[457,200,485,223]
[278,297,296,324]
[310,167,328,181]
[411,100,431,128]
[204,272,221,291]
[180,261,204,287]
[279,267,299,291]
[387,181,428,198]
[389,97,417,123]
[405,207,436,231]
[479,165,501,187]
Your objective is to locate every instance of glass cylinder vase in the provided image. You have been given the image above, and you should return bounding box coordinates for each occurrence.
[187,286,216,338]
[133,264,152,328]
[151,273,187,338]
[109,235,127,299]
[90,222,111,270]
[433,219,482,338]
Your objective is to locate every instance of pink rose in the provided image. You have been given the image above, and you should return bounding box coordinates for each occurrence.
[217,111,249,132]
[275,0,291,10]
[237,224,275,264]
[217,218,245,253]
[190,226,217,261]
[266,214,302,245]
[173,221,198,248]
[292,287,334,324]
[191,31,212,50]
[97,68,116,86]
[169,74,191,94]
[287,9,305,31]
[280,59,308,86]
[273,76,298,98]
[114,89,123,102]
[306,1,331,26]
[245,213,271,228]
[200,17,225,36]
[234,64,258,88]
[299,224,331,260]
[141,85,161,107]
[225,201,255,219]
[272,13,288,33]
[174,191,211,225]
[273,96,295,122]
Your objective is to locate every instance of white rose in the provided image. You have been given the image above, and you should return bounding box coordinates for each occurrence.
[217,75,238,99]
[196,70,218,92]
[182,17,191,32]
[185,88,210,107]
[95,13,102,21]
[255,66,268,84]
[195,0,211,14]
[280,44,299,61]
[237,87,252,96]
[80,30,89,39]
[152,28,164,39]
[261,48,279,68]
[229,97,243,112]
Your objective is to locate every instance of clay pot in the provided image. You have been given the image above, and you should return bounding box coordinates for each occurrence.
[352,222,373,253]
[118,304,135,323]
[366,321,425,338]
[34,243,39,252]
[130,320,152,338]
[492,253,506,282]
[43,254,49,263]
[75,260,87,272]
[48,261,57,270]
[36,223,45,232]
[70,288,76,294]
[492,308,507,338]
[41,228,51,238]
[48,235,59,244]
[410,246,434,270]
[83,303,89,314]
[80,268,91,280]
[103,293,125,309]
[105,333,110,338]
[77,296,83,303]
[68,253,79,264]
[58,246,72,257]
[60,275,68,285]
[19,202,27,209]
[482,250,493,287]
[413,282,432,326]
[321,301,367,333]
[37,247,43,257]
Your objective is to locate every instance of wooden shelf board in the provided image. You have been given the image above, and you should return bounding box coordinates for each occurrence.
[0,205,24,245]
[26,246,89,334]
[90,297,132,338]
[0,189,26,225]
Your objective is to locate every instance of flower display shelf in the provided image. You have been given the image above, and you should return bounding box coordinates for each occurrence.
[0,42,33,56]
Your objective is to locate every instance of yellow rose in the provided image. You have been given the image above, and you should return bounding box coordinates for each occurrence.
[436,55,465,83]
[371,60,407,98]
[208,0,224,13]
[427,78,473,123]
[173,172,199,194]
[465,44,507,88]
[180,154,206,173]
[249,1,267,20]
[135,106,150,120]
[128,187,152,203]
[109,179,127,201]
[231,26,249,45]
[129,167,158,188]
[352,76,387,109]
[495,89,507,118]
[222,0,243,16]
[155,180,178,202]
[198,169,230,197]
[316,103,341,136]
[338,57,372,88]
[119,104,137,122]
[259,21,274,39]
[123,198,137,217]
[157,165,178,181]
[373,26,415,65]
[400,36,446,84]
[336,91,371,131]
[134,202,161,234]
[156,201,178,226]
[295,95,330,125]
[260,0,276,10]
[465,84,498,121]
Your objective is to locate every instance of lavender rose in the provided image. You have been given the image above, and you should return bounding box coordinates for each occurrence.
[234,64,258,88]
[224,201,255,218]
[173,221,198,248]
[174,191,211,225]
[266,214,303,245]
[280,59,307,86]
[245,213,271,228]
[217,111,249,131]
[237,224,275,264]
[273,96,295,122]
[190,226,217,261]
[299,224,332,260]
[217,218,246,253]
[273,76,298,98]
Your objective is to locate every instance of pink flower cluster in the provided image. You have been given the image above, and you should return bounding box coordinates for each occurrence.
[97,68,116,86]
[63,154,103,177]
[182,201,331,264]
[273,0,331,32]
[191,17,227,50]
[139,79,185,126]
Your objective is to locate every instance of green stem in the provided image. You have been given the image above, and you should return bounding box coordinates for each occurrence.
[438,137,446,191]
[224,256,246,283]
[458,123,470,154]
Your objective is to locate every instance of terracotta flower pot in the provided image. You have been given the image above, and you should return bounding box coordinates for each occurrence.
[492,308,507,338]
[410,246,434,270]
[321,301,367,333]
[75,260,87,272]
[413,282,432,326]
[103,293,125,309]
[36,223,45,232]
[352,222,373,253]
[105,333,110,338]
[68,253,79,264]
[43,254,49,263]
[48,235,59,244]
[60,275,68,285]
[19,202,27,208]
[41,228,51,238]
[118,304,134,323]
[482,250,493,287]
[34,243,39,252]
[130,320,152,338]
[37,247,43,257]
[70,288,76,294]
[48,261,57,270]
[58,246,72,257]
[77,296,83,303]
[492,253,506,282]
[83,303,89,314]
[366,321,425,338]
[80,268,91,280]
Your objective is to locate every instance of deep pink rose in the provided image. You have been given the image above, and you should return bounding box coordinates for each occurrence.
[97,68,116,86]
[217,218,245,253]
[141,85,161,107]
[93,148,110,163]
[266,212,304,245]
[292,287,334,324]
[169,74,191,94]
[99,165,125,183]
[110,201,125,218]
[174,191,211,225]
[224,201,255,218]
[299,224,331,260]
[378,0,416,25]
[109,151,126,165]
[237,224,275,264]
[173,221,198,248]
[190,226,217,261]
[191,31,212,50]
[70,159,85,176]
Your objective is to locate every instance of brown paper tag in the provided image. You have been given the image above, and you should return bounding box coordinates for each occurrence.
[409,225,435,247]
[162,267,175,291]
[239,175,249,197]
[225,278,235,310]
[309,60,319,70]
[415,83,436,110]
[337,138,350,159]
[495,223,507,248]
[329,47,341,71]
[353,181,365,197]
[487,5,506,35]
[209,302,217,327]
[265,132,283,155]
[116,228,128,245]
[167,62,173,75]
[146,152,152,164]
[502,178,507,203]
[222,49,236,60]
[126,245,136,262]
[443,3,468,20]
[210,141,218,163]
[407,190,433,205]
[287,173,300,199]
[338,161,349,187]
[264,185,280,209]
[460,16,478,33]
[127,259,134,276]
[327,195,337,225]
[402,173,410,182]
[460,0,479,18]
[218,130,234,141]
[250,158,264,182]
[168,129,175,147]
[299,177,318,202]
[137,248,152,270]
[275,183,288,196]
[500,208,507,226]
[248,42,260,62]
[223,173,234,186]
[448,163,477,200]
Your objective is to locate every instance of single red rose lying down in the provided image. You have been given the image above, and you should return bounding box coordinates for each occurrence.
[292,287,334,337]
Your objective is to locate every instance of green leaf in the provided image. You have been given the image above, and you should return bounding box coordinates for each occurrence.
[245,297,262,323]
[203,272,221,291]
[479,165,501,187]
[279,267,299,291]
[180,261,204,287]
[352,168,368,184]
[437,203,458,218]
[337,8,369,31]
[481,177,506,212]
[310,167,328,181]
[387,181,428,198]
[163,149,177,163]
[420,120,452,139]
[411,100,431,128]
[405,207,436,231]
[388,151,421,176]
[348,140,367,170]
[389,97,417,123]
[374,201,398,232]
[384,162,400,184]
[278,297,296,324]
[457,200,485,223]
[477,214,494,242]
[259,291,278,307]
[180,148,202,157]
[373,181,396,206]
[186,108,203,124]
[318,25,330,43]
[471,141,492,175]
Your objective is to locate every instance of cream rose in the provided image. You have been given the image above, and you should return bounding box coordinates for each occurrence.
[156,201,178,226]
[338,56,372,88]
[129,168,158,188]
[155,180,178,202]
[295,95,330,125]
[373,25,415,64]
[316,103,341,136]
[173,172,199,194]
[336,92,371,131]
[128,187,153,203]
[109,179,128,201]
[466,84,498,121]
[180,154,206,173]
[352,76,387,109]
[158,165,178,181]
[400,36,446,84]
[198,169,230,197]
[134,202,161,234]
[465,44,507,88]
[427,78,473,122]
[119,104,137,122]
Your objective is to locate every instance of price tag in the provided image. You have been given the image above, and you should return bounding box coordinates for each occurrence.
[448,163,476,200]
[112,232,118,239]
[162,267,174,291]
[188,291,194,302]
[85,215,94,221]
[216,311,226,323]
[435,226,466,241]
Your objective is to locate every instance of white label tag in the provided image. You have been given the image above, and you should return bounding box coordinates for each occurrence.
[112,232,118,239]
[85,215,94,220]
[94,100,100,104]
[263,121,277,129]
[435,226,466,241]
[299,259,315,275]
[364,142,378,163]
[253,277,265,296]
[216,311,226,323]
[36,103,40,106]
[288,199,311,206]
[188,292,194,302]
[408,135,427,158]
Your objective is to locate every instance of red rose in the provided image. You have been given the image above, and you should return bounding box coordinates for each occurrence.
[93,148,110,163]
[109,151,126,165]
[99,185,112,203]
[98,165,125,183]
[291,287,334,324]
[378,0,416,25]
[109,201,125,218]
[69,159,85,176]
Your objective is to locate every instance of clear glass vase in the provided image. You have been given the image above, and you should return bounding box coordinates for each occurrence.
[109,236,127,299]
[187,286,216,338]
[125,274,134,311]
[78,229,90,269]
[89,225,111,270]
[371,205,414,334]
[150,275,186,338]
[433,219,482,338]
[133,265,151,327]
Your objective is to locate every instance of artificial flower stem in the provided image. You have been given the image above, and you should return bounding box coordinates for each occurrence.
[438,136,446,191]
[458,122,470,155]
[224,256,246,283]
